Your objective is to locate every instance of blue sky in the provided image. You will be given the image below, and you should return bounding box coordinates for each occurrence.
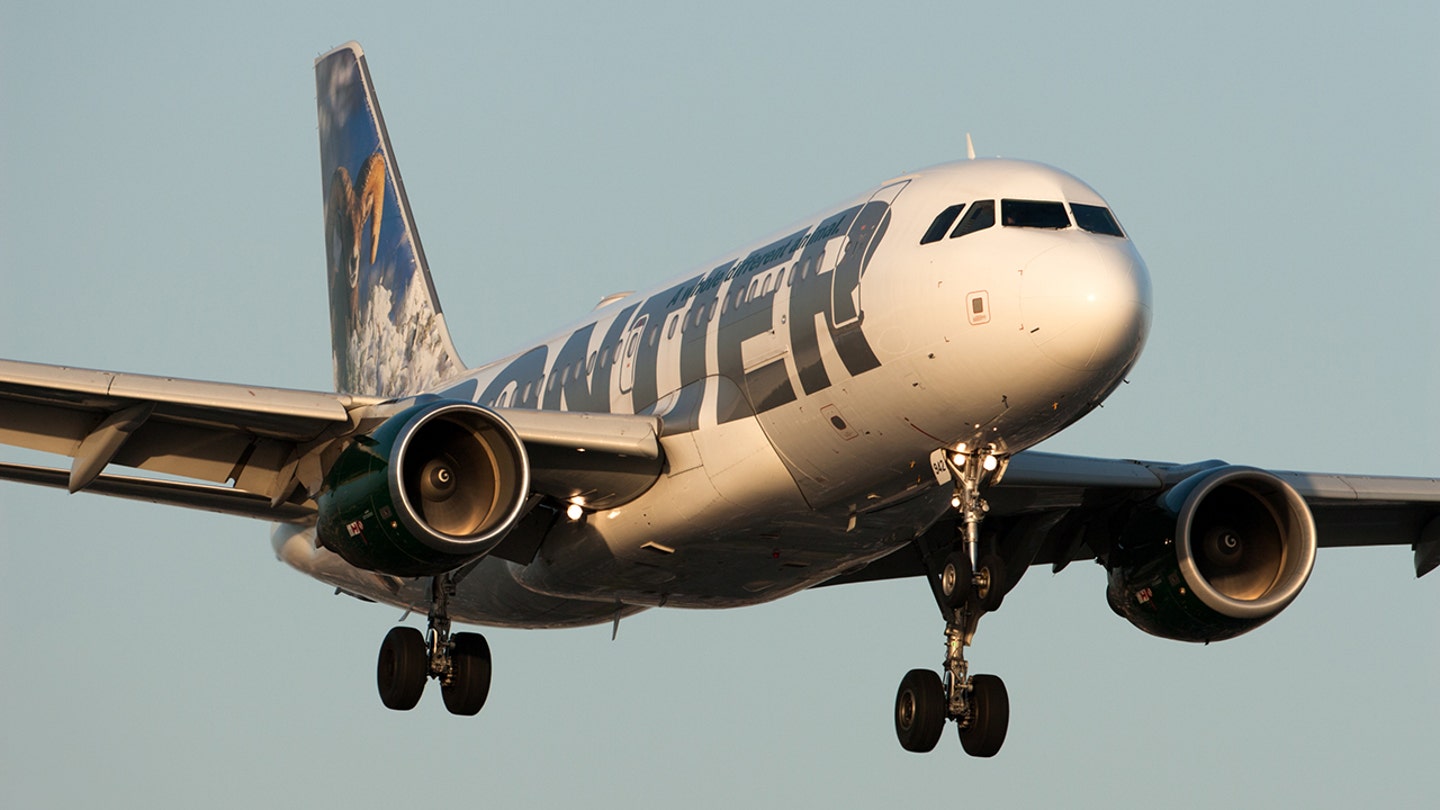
[2,2,1436,807]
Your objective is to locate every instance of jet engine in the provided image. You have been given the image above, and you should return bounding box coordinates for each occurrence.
[1106,466,1316,642]
[316,400,530,577]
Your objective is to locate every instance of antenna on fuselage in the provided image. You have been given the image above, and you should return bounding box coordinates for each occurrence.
[966,133,976,160]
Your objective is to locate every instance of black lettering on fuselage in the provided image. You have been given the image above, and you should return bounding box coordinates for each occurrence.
[716,230,807,421]
[478,344,548,409]
[542,322,599,411]
[467,200,892,429]
[627,281,692,413]
[669,263,730,433]
[542,302,638,412]
[789,206,859,394]
[827,201,886,376]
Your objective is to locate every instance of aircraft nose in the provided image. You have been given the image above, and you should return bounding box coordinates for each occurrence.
[1020,239,1152,372]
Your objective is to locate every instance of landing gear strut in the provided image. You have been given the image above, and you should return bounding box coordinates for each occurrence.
[376,571,492,716]
[894,446,1010,757]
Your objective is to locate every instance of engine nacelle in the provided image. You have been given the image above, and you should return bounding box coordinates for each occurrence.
[1106,466,1316,642]
[316,400,530,577]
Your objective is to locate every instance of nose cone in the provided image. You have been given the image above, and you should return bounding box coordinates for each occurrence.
[1021,239,1152,373]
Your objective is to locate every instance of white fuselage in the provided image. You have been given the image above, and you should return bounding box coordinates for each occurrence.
[274,158,1152,627]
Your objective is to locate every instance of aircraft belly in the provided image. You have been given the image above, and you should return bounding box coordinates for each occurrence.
[271,524,633,628]
[511,411,944,607]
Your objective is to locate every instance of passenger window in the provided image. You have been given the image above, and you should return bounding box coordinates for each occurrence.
[1072,203,1125,237]
[921,204,966,244]
[950,200,995,238]
[1001,200,1070,229]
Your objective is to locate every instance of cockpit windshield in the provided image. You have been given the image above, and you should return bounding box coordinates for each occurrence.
[917,197,1126,244]
[949,200,994,238]
[1071,203,1125,236]
[920,203,966,244]
[1001,199,1069,229]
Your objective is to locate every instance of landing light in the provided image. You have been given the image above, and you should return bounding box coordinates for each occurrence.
[983,454,998,472]
[566,502,585,521]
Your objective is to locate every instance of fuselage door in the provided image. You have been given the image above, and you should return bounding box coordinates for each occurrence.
[618,314,648,394]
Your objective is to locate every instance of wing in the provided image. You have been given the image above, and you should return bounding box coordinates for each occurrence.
[0,359,663,522]
[1000,451,1438,555]
[827,450,1440,587]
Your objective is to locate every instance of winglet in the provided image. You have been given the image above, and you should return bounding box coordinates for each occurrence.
[315,42,464,398]
[1418,516,1440,578]
[966,133,976,160]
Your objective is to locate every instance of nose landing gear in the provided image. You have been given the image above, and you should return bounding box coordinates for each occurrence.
[894,447,1010,757]
[375,571,492,716]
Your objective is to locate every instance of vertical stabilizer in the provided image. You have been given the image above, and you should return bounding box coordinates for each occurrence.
[315,42,463,398]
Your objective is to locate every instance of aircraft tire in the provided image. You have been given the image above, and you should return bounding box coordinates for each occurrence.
[440,632,492,716]
[958,674,1009,757]
[894,669,946,753]
[940,551,973,609]
[377,626,427,711]
[971,553,1007,613]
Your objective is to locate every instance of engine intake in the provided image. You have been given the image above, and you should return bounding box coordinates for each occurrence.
[1107,466,1316,642]
[316,400,530,576]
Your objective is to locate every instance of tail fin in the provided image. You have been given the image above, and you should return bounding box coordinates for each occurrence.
[315,42,463,398]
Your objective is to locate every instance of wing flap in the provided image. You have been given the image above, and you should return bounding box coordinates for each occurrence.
[0,462,315,523]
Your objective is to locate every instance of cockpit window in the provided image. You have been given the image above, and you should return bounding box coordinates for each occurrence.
[1071,203,1125,237]
[950,200,995,238]
[920,204,965,244]
[1001,199,1070,229]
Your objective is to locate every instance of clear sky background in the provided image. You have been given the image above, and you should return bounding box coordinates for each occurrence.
[2,2,1436,807]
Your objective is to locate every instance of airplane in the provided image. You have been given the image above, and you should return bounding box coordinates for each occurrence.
[0,41,1435,758]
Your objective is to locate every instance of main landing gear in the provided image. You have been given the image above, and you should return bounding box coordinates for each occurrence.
[376,571,492,716]
[894,446,1010,757]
